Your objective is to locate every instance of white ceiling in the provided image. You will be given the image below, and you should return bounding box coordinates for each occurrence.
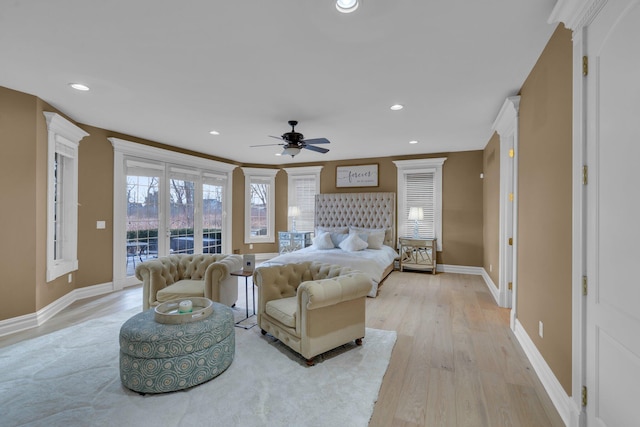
[0,0,558,165]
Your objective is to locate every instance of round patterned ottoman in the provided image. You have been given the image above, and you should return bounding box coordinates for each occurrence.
[119,301,234,394]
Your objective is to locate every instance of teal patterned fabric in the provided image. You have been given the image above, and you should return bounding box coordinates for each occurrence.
[119,302,234,393]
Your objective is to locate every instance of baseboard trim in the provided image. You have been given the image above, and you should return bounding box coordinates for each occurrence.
[0,281,115,338]
[513,319,578,426]
[0,312,38,338]
[480,268,500,304]
[437,264,484,275]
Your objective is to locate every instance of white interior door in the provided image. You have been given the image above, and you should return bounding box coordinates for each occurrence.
[586,0,640,425]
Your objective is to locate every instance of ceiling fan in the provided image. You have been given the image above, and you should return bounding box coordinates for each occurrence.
[251,120,330,157]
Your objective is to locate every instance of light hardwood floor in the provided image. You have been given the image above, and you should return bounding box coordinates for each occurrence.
[0,271,564,426]
[368,272,564,427]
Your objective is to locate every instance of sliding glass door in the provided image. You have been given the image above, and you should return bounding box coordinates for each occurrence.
[112,139,235,288]
[125,161,162,276]
[202,174,225,254]
[168,175,196,255]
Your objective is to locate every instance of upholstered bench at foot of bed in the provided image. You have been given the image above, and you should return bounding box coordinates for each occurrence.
[119,302,235,394]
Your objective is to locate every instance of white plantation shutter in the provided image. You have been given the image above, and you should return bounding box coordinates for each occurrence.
[284,166,323,233]
[404,172,436,238]
[290,176,316,232]
[394,158,446,251]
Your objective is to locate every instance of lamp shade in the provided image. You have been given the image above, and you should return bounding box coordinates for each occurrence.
[282,147,301,157]
[336,0,359,13]
[408,207,424,221]
[288,206,300,217]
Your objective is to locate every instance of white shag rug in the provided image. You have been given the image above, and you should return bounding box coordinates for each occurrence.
[0,307,396,427]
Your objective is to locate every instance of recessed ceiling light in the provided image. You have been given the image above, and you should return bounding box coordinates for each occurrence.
[390,104,404,111]
[409,140,418,144]
[69,83,90,91]
[209,130,220,135]
[336,0,359,13]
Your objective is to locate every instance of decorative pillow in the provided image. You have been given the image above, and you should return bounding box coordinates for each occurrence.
[349,227,386,249]
[339,233,369,252]
[313,232,335,249]
[315,227,349,247]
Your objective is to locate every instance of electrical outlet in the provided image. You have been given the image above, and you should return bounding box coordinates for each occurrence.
[249,244,253,250]
[539,321,544,338]
[489,264,493,272]
[96,220,106,229]
[68,273,73,283]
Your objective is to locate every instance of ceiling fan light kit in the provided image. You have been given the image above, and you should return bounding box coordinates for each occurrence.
[282,147,301,157]
[336,0,359,13]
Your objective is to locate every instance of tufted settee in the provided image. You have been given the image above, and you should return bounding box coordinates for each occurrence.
[136,254,243,310]
[253,261,371,365]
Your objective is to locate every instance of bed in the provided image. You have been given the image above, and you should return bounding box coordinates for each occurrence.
[263,192,397,297]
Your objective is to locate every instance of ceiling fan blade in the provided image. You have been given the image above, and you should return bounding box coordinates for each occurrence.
[302,137,330,145]
[269,135,285,141]
[250,143,284,147]
[303,144,329,154]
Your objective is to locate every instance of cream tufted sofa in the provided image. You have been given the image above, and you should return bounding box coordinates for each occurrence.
[253,261,372,365]
[136,254,243,310]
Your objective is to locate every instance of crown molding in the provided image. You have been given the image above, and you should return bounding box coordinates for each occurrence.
[492,96,521,136]
[548,0,608,31]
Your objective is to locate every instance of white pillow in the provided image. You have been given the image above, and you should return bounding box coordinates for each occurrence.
[313,232,335,249]
[315,226,349,247]
[349,227,386,249]
[339,233,369,252]
[350,226,392,247]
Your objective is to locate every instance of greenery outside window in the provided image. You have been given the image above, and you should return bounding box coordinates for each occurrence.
[242,167,278,243]
[44,112,89,282]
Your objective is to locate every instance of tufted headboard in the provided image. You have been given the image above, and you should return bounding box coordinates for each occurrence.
[314,192,396,247]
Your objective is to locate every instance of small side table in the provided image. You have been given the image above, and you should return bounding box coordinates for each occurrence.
[398,237,437,274]
[231,269,256,329]
[278,231,313,254]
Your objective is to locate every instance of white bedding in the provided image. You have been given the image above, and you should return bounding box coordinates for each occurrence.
[262,245,398,297]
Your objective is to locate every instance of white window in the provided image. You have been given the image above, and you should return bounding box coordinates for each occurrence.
[393,158,446,251]
[284,166,322,233]
[242,167,278,243]
[44,112,89,282]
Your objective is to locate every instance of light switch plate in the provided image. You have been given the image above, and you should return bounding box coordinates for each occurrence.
[96,220,106,229]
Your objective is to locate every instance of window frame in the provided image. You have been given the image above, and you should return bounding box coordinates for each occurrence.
[111,138,235,289]
[393,158,447,251]
[44,112,89,282]
[242,167,278,244]
[284,166,323,233]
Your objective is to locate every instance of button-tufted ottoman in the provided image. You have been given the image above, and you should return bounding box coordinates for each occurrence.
[119,301,234,394]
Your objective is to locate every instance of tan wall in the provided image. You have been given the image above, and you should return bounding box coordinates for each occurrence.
[516,24,573,394]
[75,125,116,287]
[0,87,38,317]
[483,133,500,287]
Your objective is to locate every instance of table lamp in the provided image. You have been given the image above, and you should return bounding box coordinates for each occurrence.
[408,207,423,238]
[288,206,300,232]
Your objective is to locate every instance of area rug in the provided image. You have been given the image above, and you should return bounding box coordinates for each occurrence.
[0,307,396,427]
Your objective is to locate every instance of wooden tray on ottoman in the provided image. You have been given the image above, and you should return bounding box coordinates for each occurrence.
[154,297,213,324]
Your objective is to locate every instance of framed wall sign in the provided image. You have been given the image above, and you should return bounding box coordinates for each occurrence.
[336,164,378,187]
